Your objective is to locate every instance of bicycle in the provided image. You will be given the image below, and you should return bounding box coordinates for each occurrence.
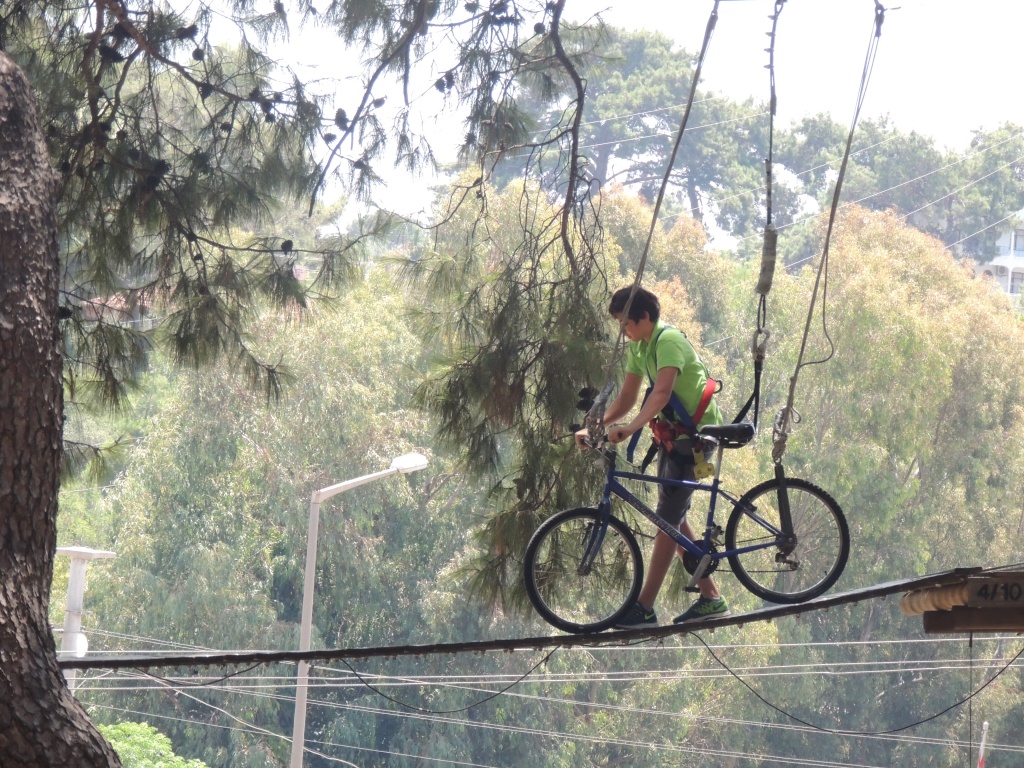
[523,421,849,634]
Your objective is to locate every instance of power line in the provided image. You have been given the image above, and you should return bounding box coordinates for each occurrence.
[75,653,1019,691]
[690,632,1024,737]
[578,109,769,151]
[81,625,1021,655]
[83,663,1024,761]
[77,629,1024,750]
[59,568,985,672]
[946,212,1019,250]
[78,638,1024,764]
[733,130,1024,246]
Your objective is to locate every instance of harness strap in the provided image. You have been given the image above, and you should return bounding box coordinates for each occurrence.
[692,376,717,426]
[627,377,718,465]
[625,325,718,468]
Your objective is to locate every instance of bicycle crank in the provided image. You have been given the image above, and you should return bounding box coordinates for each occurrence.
[683,545,720,578]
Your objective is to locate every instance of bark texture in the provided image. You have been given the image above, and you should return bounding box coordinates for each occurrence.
[0,52,120,767]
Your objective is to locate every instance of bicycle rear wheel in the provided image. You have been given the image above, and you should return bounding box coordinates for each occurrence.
[726,477,849,604]
[524,507,643,634]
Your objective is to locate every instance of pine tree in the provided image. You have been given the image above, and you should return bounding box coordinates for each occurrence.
[0,1,620,764]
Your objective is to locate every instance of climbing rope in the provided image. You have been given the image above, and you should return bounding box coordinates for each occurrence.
[734,0,785,431]
[588,0,722,434]
[772,0,886,464]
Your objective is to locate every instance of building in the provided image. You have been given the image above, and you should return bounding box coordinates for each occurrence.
[975,214,1024,296]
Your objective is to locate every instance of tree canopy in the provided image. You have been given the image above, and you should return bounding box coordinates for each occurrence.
[4,1,1024,766]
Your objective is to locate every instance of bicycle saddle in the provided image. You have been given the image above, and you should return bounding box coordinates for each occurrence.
[699,422,755,448]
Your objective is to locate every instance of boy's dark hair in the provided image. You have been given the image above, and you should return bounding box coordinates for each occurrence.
[609,286,660,323]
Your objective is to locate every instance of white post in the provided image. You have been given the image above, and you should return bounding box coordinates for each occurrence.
[56,547,116,693]
[289,453,427,768]
[977,721,989,768]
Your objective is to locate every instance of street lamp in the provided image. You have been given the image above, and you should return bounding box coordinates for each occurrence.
[289,452,429,768]
[55,546,116,693]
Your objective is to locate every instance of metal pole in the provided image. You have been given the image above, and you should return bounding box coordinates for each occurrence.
[289,495,324,768]
[289,453,427,768]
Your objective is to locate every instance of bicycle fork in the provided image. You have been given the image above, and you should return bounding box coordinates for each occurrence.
[774,462,799,567]
[577,502,612,576]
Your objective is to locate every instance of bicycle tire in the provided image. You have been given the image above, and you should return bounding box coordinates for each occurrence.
[726,477,849,604]
[524,507,644,634]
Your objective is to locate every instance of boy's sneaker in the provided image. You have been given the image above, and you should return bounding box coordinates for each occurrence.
[672,596,730,624]
[614,601,659,629]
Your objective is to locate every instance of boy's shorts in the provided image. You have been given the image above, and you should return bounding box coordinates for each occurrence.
[655,435,711,527]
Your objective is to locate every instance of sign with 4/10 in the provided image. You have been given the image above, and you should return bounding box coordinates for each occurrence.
[967,574,1024,607]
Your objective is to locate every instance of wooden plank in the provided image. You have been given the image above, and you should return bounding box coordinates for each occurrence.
[923,607,1024,634]
[966,574,1024,608]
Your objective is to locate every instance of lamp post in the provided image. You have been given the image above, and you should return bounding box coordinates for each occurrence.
[55,546,116,693]
[289,452,428,768]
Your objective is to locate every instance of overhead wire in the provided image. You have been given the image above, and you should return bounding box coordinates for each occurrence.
[771,0,886,465]
[657,132,906,225]
[731,129,1024,247]
[98,678,1024,768]
[531,93,730,135]
[296,663,1024,757]
[84,665,1024,762]
[577,109,769,151]
[78,632,1024,765]
[78,650,1019,691]
[946,212,1019,250]
[326,646,561,714]
[88,671,1024,757]
[90,695,898,768]
[688,632,1024,737]
[74,655,1019,693]
[902,155,1024,219]
[79,629,1023,745]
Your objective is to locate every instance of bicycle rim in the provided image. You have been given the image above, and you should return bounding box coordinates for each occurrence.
[726,478,849,604]
[524,508,643,634]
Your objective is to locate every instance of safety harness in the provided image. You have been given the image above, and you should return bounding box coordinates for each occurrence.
[625,325,718,473]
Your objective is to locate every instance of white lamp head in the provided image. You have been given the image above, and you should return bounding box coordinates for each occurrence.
[390,452,429,474]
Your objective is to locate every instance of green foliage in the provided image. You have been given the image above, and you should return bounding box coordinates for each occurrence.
[774,116,1024,262]
[32,6,1024,766]
[4,0,615,490]
[97,722,208,768]
[61,203,1024,768]
[508,26,768,236]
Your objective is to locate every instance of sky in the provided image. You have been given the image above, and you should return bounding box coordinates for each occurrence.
[568,0,1024,151]
[273,0,1024,217]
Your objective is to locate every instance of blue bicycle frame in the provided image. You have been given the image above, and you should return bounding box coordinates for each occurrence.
[582,442,789,586]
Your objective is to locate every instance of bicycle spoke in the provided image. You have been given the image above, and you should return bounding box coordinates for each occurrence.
[726,478,849,604]
[525,508,643,633]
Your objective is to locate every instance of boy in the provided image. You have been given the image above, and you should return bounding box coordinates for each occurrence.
[576,286,730,626]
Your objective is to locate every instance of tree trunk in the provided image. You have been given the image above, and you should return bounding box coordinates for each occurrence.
[0,53,121,767]
[685,174,701,223]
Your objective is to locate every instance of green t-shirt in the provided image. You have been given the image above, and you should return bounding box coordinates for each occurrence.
[625,320,723,428]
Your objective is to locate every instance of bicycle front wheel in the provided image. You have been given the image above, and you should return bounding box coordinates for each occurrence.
[524,507,644,634]
[726,478,849,604]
